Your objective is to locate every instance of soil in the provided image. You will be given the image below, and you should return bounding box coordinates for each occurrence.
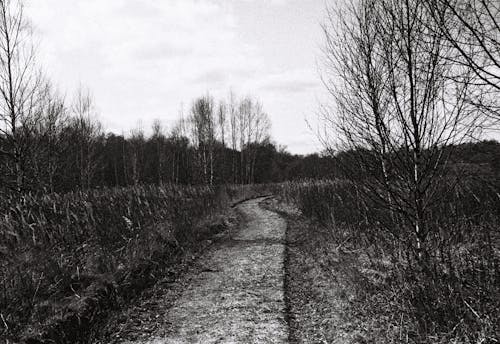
[95,197,288,344]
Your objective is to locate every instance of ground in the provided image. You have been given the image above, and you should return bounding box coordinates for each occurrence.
[95,197,288,344]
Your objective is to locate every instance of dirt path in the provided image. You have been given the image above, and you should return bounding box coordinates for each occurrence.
[114,197,288,344]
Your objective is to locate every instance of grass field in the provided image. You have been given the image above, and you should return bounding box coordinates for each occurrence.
[0,184,265,343]
[1,180,498,343]
[269,180,500,343]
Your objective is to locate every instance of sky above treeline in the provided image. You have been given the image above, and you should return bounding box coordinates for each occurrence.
[26,0,329,154]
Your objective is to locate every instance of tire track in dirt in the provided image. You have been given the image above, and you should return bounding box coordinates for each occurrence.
[120,197,288,344]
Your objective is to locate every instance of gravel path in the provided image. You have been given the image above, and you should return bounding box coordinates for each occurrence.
[119,197,288,344]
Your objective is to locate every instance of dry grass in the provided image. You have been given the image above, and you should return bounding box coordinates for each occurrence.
[0,184,267,343]
[269,180,500,343]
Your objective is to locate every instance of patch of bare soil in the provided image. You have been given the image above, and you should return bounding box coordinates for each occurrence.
[95,197,288,344]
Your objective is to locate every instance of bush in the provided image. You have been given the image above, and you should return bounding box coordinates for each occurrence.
[271,179,500,343]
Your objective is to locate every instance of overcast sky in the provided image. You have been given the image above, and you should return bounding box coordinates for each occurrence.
[25,0,328,154]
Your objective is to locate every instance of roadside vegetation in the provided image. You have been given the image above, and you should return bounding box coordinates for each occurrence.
[0,184,265,343]
[270,179,499,343]
[289,0,500,341]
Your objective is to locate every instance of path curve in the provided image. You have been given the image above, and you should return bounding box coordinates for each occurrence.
[123,197,288,344]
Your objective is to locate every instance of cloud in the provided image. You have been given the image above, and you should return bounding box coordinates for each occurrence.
[28,0,254,75]
[239,0,287,5]
[254,69,321,94]
[24,0,325,153]
[270,0,288,6]
[190,70,228,86]
[25,0,263,128]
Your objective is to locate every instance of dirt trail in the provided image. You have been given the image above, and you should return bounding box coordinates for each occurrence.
[118,197,288,344]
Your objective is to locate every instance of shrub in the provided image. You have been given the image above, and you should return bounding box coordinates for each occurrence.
[271,179,500,342]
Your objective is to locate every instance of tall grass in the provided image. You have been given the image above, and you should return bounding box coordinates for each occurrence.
[271,179,500,342]
[0,184,264,342]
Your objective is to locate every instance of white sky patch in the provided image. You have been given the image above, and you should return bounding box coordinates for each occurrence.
[254,68,321,94]
[25,0,327,154]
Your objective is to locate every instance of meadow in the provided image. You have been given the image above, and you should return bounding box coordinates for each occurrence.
[270,179,500,343]
[1,177,498,343]
[0,184,264,343]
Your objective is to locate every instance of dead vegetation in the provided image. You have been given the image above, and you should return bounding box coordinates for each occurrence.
[269,181,500,343]
[95,197,287,344]
[0,184,265,343]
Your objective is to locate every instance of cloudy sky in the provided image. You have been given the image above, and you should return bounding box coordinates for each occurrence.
[25,0,328,154]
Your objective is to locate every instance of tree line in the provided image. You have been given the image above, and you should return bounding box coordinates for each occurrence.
[0,79,283,194]
[0,0,290,195]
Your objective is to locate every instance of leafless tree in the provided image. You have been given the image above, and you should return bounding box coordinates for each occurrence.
[171,107,188,184]
[190,95,216,184]
[71,87,103,189]
[217,100,227,147]
[425,0,500,118]
[217,100,227,182]
[237,96,271,183]
[247,101,271,183]
[321,0,485,265]
[237,97,250,183]
[151,119,165,185]
[128,122,145,186]
[33,84,67,192]
[228,90,239,183]
[0,0,43,191]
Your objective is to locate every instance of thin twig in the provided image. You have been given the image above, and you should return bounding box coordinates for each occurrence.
[0,312,8,330]
[464,300,481,320]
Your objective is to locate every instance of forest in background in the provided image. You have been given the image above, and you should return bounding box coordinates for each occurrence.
[3,80,499,194]
[0,0,500,197]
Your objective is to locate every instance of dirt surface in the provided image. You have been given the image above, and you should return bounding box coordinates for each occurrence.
[97,197,288,344]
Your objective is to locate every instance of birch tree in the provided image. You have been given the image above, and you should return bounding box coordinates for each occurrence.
[128,123,145,186]
[228,90,239,183]
[0,0,42,191]
[70,87,103,189]
[322,0,485,266]
[425,0,500,119]
[33,85,67,192]
[151,119,165,185]
[217,100,227,182]
[190,95,216,185]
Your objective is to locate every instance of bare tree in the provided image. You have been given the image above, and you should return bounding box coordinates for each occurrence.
[151,119,165,185]
[217,100,227,182]
[33,84,67,192]
[0,0,43,191]
[171,107,188,184]
[247,101,271,183]
[238,97,251,183]
[228,90,239,183]
[424,0,500,119]
[71,87,103,189]
[217,100,227,147]
[236,96,271,183]
[321,0,485,265]
[190,95,216,185]
[128,122,145,186]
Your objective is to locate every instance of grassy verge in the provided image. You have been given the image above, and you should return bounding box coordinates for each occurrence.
[0,184,266,344]
[263,198,386,343]
[265,181,500,343]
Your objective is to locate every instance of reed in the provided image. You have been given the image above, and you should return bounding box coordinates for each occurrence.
[0,183,264,341]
